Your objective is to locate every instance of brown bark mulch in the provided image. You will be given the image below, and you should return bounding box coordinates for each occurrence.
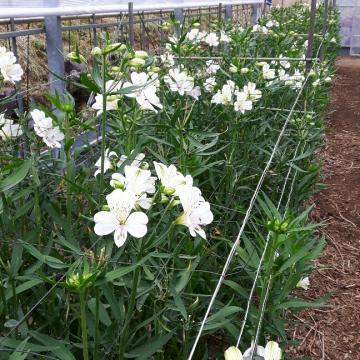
[287,56,360,359]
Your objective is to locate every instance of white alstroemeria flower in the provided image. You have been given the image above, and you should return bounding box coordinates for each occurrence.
[243,344,265,360]
[252,25,268,34]
[168,34,178,44]
[176,186,213,239]
[188,86,201,100]
[94,189,148,247]
[312,79,321,87]
[262,64,276,80]
[296,276,310,290]
[0,113,22,140]
[211,80,236,105]
[234,91,253,114]
[278,69,290,82]
[160,52,175,68]
[205,60,220,75]
[186,28,201,43]
[164,68,194,96]
[123,72,162,113]
[117,151,147,169]
[224,346,243,360]
[204,77,216,92]
[243,82,262,101]
[204,32,219,47]
[220,30,231,43]
[94,148,118,177]
[41,127,65,148]
[30,109,64,148]
[91,80,122,115]
[1,63,23,83]
[154,162,192,195]
[330,37,337,44]
[266,19,279,28]
[264,341,282,360]
[279,55,291,69]
[149,72,160,88]
[0,46,16,68]
[110,166,155,209]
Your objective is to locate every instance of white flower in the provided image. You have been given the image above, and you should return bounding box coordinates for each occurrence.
[91,80,122,115]
[278,69,290,82]
[229,64,238,73]
[240,67,249,74]
[234,91,253,114]
[164,68,194,96]
[264,341,282,360]
[220,30,231,43]
[176,186,213,239]
[279,55,291,69]
[94,189,148,247]
[204,32,219,47]
[154,162,192,195]
[1,63,23,83]
[117,151,147,169]
[0,113,22,140]
[252,25,268,34]
[324,76,332,83]
[204,77,216,92]
[224,346,243,360]
[0,46,16,68]
[160,52,175,68]
[243,344,265,360]
[243,82,262,101]
[266,20,279,28]
[110,165,156,209]
[296,276,310,290]
[206,60,220,75]
[123,72,162,113]
[312,79,321,87]
[94,148,118,177]
[211,80,236,105]
[188,86,201,100]
[30,109,64,148]
[330,37,337,44]
[262,64,276,80]
[186,28,202,43]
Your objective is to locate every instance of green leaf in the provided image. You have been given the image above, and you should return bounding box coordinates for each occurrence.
[88,298,111,326]
[5,279,43,301]
[126,332,173,359]
[0,160,31,192]
[8,337,30,360]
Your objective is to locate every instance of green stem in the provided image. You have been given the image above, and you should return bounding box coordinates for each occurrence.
[80,290,89,360]
[118,240,144,360]
[100,53,107,194]
[93,287,100,360]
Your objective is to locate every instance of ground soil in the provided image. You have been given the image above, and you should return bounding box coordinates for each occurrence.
[287,56,360,359]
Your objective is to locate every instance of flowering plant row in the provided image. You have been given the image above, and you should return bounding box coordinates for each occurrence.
[0,2,339,359]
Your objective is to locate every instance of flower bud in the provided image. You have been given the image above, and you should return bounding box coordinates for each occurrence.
[224,346,243,360]
[229,64,238,73]
[134,50,149,59]
[91,47,102,56]
[240,67,249,74]
[128,58,146,67]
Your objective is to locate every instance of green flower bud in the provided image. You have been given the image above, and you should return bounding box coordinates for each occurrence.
[134,50,149,59]
[128,58,146,67]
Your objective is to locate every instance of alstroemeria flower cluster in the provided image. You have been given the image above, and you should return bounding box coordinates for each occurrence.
[224,341,282,360]
[211,80,262,114]
[0,46,24,84]
[93,153,214,247]
[164,68,201,99]
[0,113,22,140]
[30,109,65,148]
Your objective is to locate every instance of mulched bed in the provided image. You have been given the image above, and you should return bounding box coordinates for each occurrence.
[287,56,360,359]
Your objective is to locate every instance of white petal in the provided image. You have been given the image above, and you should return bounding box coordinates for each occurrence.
[94,211,118,235]
[114,227,128,247]
[126,212,148,238]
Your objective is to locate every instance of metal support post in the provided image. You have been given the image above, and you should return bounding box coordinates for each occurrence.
[306,0,317,72]
[174,7,183,37]
[44,15,65,96]
[128,2,134,47]
[224,5,232,22]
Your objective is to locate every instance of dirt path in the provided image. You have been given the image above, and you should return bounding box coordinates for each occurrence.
[288,56,360,359]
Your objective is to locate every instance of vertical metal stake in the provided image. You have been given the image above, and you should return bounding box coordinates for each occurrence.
[320,0,329,60]
[174,8,183,37]
[306,0,317,73]
[218,3,223,24]
[224,4,232,22]
[44,16,65,96]
[251,4,260,25]
[128,2,134,47]
[92,14,97,47]
[10,18,24,113]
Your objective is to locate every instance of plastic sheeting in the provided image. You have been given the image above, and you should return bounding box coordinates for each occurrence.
[0,0,263,19]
